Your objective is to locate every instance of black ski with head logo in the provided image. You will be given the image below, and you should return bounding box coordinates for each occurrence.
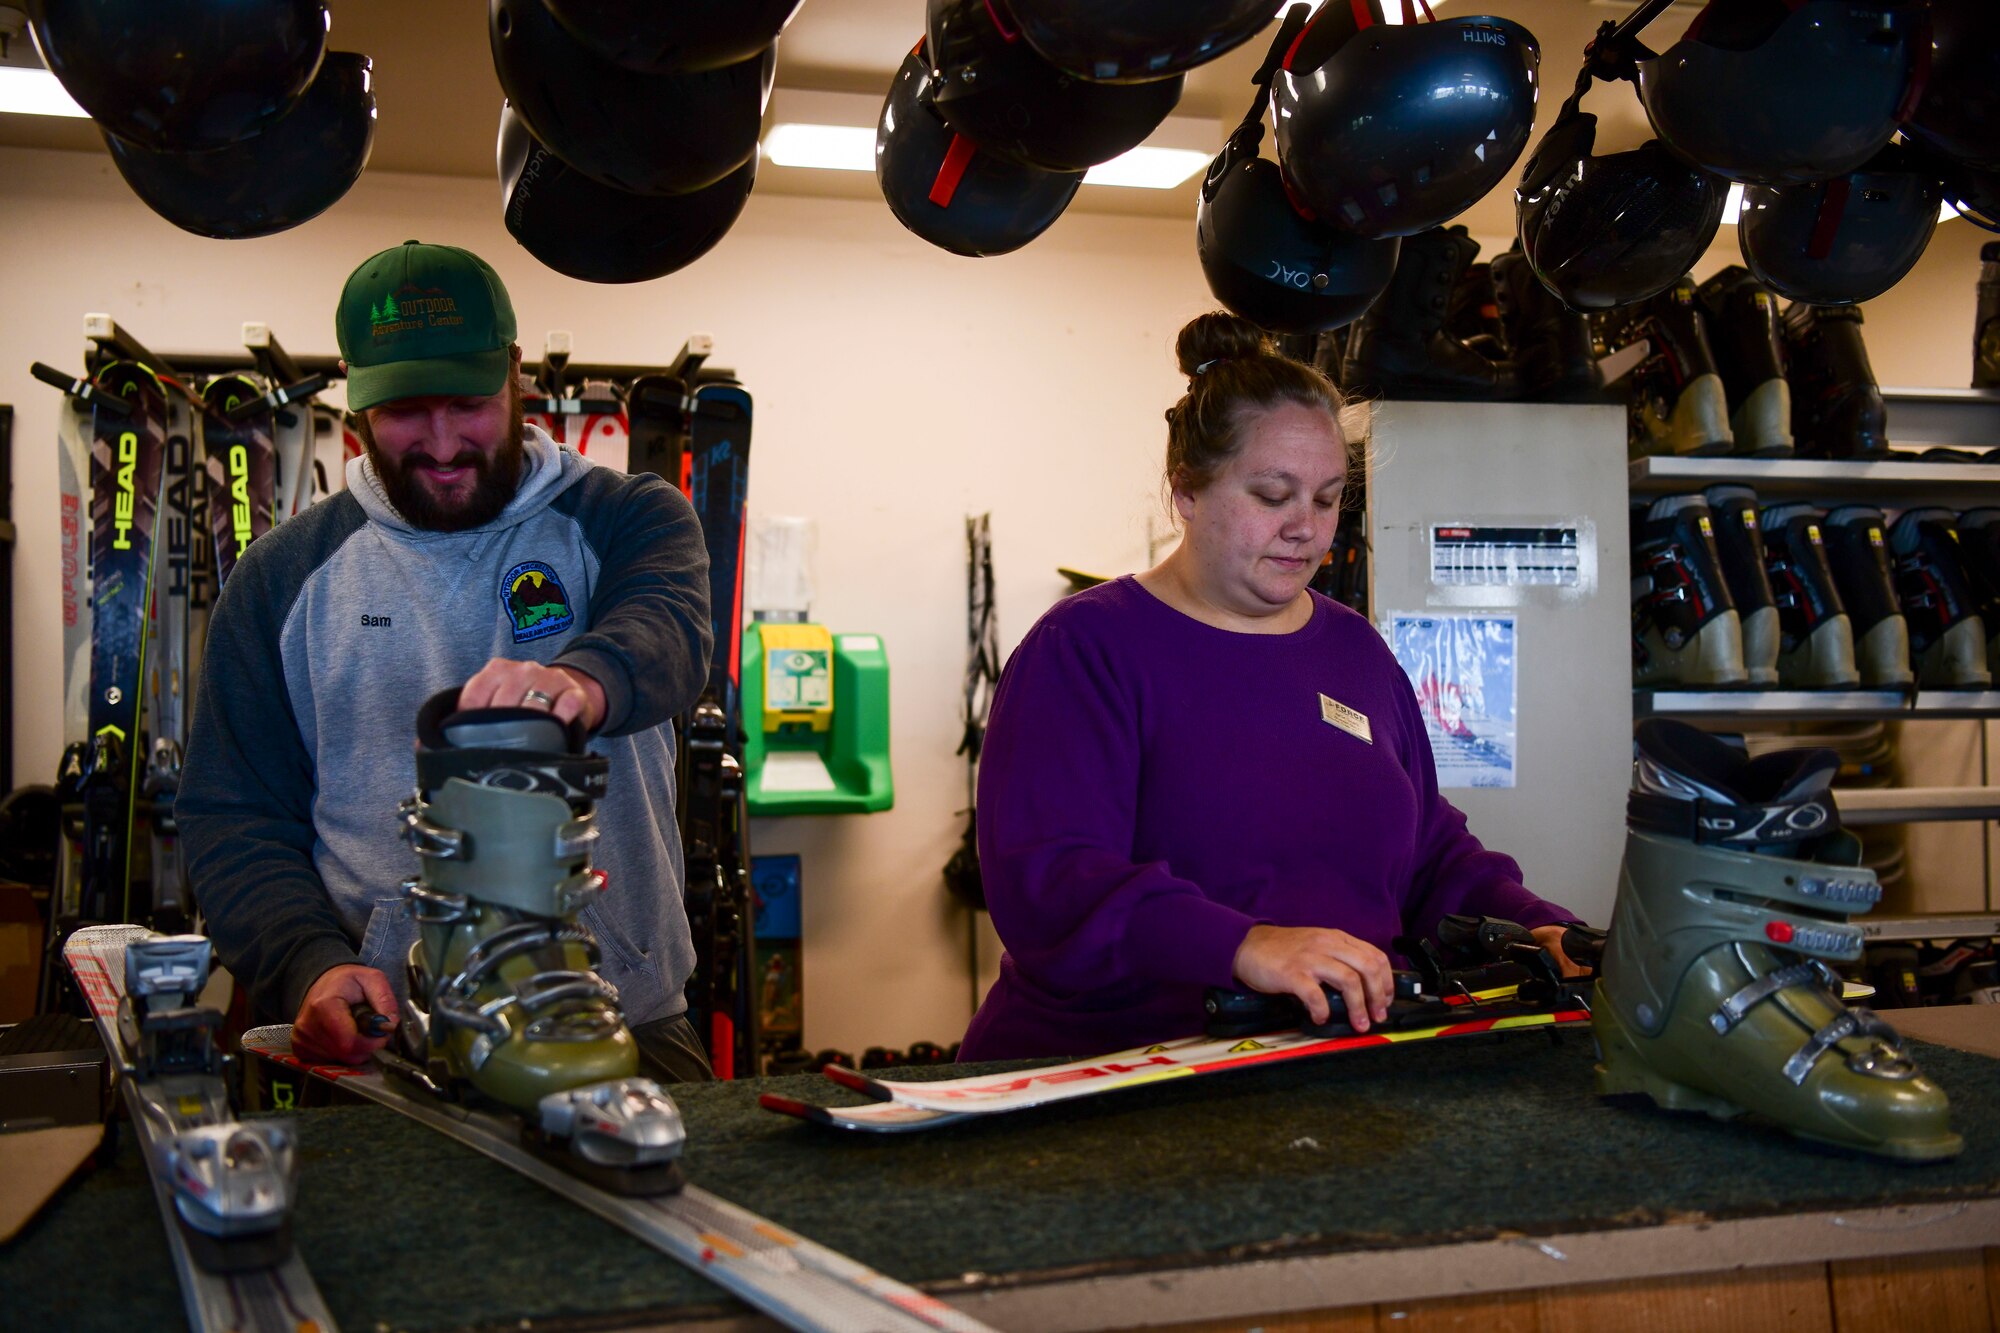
[199,373,279,589]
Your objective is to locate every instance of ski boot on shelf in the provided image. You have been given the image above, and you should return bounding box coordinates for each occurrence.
[121,934,299,1269]
[1819,506,1915,689]
[1695,266,1793,457]
[1888,508,1993,688]
[1630,494,1748,688]
[1594,719,1961,1162]
[1702,486,1781,685]
[1602,277,1732,459]
[1492,244,1603,403]
[1760,504,1861,688]
[1783,303,1888,459]
[1952,508,2000,666]
[1975,242,2000,390]
[1343,225,1521,401]
[398,688,685,1190]
[1444,258,1508,363]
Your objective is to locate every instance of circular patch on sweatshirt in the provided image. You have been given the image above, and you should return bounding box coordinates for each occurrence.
[502,560,574,643]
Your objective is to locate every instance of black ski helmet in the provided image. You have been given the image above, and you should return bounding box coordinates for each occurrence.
[29,0,328,152]
[1635,0,1921,187]
[1941,160,2000,234]
[1515,68,1726,311]
[499,102,753,283]
[540,0,803,74]
[1737,145,1941,305]
[1271,0,1540,240]
[924,0,1184,173]
[1196,126,1400,335]
[1903,0,2000,173]
[101,52,374,241]
[1005,0,1275,84]
[876,43,1084,257]
[490,0,773,196]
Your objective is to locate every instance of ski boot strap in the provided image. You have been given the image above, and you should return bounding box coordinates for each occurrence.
[400,793,602,868]
[1712,958,1841,1033]
[414,687,607,811]
[1783,1007,1916,1086]
[1627,787,1846,855]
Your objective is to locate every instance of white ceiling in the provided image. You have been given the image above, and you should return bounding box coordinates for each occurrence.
[0,0,1671,233]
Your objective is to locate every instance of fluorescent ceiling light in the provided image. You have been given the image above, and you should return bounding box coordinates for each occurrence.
[764,122,876,172]
[1084,145,1210,190]
[1723,179,1963,225]
[0,66,87,119]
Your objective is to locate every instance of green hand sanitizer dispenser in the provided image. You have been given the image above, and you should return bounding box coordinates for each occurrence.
[742,623,893,815]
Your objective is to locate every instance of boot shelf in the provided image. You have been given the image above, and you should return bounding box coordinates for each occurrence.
[1835,787,2000,825]
[1635,688,2000,721]
[1861,913,2000,942]
[1630,455,2000,505]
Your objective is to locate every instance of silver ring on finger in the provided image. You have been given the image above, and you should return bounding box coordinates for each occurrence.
[520,688,556,708]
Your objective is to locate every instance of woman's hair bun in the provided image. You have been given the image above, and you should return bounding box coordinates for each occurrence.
[1174,311,1271,378]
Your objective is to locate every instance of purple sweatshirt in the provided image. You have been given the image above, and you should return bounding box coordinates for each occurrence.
[959,577,1574,1060]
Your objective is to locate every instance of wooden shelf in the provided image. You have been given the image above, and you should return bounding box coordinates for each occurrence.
[1836,786,2000,825]
[1628,455,2000,503]
[1635,689,2000,721]
[1860,913,2000,943]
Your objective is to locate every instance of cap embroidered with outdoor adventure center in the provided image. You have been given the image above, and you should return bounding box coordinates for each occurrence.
[336,239,518,410]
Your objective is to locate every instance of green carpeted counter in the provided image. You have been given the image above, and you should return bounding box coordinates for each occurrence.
[6,1024,2000,1331]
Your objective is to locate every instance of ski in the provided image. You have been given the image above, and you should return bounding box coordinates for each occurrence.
[238,1026,996,1333]
[146,375,202,932]
[199,373,279,589]
[680,378,759,1080]
[626,373,688,491]
[65,926,334,1333]
[82,361,169,927]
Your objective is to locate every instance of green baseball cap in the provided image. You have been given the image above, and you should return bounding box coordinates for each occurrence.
[336,240,518,410]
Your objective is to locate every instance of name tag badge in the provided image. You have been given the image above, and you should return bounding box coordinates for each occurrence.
[1319,693,1372,744]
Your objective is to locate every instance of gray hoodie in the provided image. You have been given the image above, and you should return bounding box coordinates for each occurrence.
[178,426,712,1026]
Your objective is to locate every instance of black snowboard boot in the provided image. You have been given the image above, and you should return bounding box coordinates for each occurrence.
[1630,494,1747,687]
[1977,242,2000,390]
[1696,266,1793,458]
[1888,508,1992,688]
[1601,277,1732,459]
[1783,303,1888,459]
[1445,259,1509,363]
[1760,503,1860,688]
[1952,507,2000,666]
[1702,485,1781,686]
[1491,246,1602,403]
[1819,505,1915,688]
[1343,225,1521,401]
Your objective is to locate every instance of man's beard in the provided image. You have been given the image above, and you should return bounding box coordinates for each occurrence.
[357,397,526,533]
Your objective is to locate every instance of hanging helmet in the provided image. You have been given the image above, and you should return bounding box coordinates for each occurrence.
[1737,145,1941,305]
[1515,71,1726,311]
[1941,161,2000,235]
[1635,0,1921,187]
[876,43,1083,257]
[29,0,328,152]
[1271,1,1540,240]
[101,52,374,241]
[1196,129,1400,335]
[1903,0,2000,173]
[1005,0,1275,84]
[540,0,803,73]
[499,102,752,283]
[490,0,773,196]
[924,0,1184,172]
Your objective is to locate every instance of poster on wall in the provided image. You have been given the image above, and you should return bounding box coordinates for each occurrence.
[1385,612,1518,789]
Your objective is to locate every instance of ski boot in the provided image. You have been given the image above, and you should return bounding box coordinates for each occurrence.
[1445,258,1508,363]
[1889,508,1993,688]
[1702,486,1781,686]
[1595,719,1961,1162]
[1630,494,1748,688]
[1695,266,1793,457]
[1976,241,2000,390]
[1819,506,1915,689]
[1952,507,2000,666]
[1343,225,1521,401]
[1783,303,1888,459]
[398,688,685,1191]
[1492,245,1603,403]
[1602,277,1732,459]
[1760,504,1861,688]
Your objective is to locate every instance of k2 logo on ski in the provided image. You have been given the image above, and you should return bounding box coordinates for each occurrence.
[503,560,574,644]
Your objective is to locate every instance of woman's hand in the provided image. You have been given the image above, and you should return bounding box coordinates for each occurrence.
[1231,924,1395,1031]
[1531,924,1587,979]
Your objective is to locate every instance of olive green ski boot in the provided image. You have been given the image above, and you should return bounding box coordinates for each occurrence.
[398,689,682,1186]
[1594,720,1960,1162]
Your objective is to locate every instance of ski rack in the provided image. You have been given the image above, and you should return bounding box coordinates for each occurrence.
[66,927,337,1333]
[237,1025,995,1333]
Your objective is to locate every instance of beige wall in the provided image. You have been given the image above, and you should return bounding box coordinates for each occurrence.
[4,144,1994,1049]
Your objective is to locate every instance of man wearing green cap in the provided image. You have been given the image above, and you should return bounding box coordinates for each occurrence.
[178,241,715,1080]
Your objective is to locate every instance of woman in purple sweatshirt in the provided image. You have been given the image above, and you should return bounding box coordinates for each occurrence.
[960,313,1578,1061]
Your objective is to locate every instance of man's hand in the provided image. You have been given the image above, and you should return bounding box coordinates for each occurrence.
[459,657,605,732]
[1232,924,1395,1031]
[1531,924,1587,978]
[294,964,398,1065]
